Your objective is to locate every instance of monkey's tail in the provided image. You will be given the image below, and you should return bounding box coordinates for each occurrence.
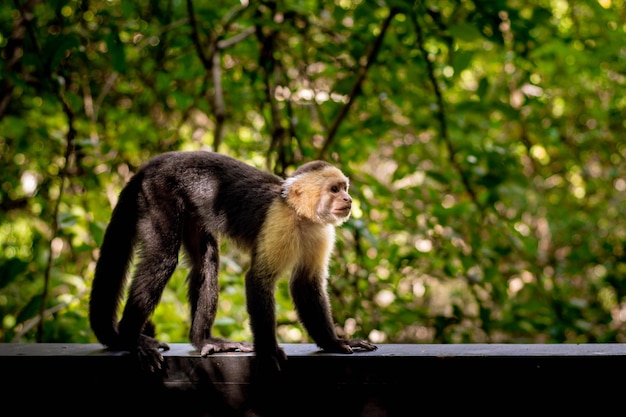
[89,172,143,348]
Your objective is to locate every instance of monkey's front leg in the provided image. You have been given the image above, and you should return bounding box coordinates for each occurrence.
[245,269,287,374]
[290,268,378,355]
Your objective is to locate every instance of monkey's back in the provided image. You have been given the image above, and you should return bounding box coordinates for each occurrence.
[134,151,283,249]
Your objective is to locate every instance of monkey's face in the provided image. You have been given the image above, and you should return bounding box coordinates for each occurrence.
[282,165,352,225]
[317,178,352,226]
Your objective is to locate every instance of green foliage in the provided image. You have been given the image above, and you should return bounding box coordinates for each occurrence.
[1,0,625,347]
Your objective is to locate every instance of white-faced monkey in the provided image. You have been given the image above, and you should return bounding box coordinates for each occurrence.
[89,151,377,373]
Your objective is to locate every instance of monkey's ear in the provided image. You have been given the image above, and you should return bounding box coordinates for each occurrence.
[281,176,305,202]
[281,175,319,220]
[289,181,303,196]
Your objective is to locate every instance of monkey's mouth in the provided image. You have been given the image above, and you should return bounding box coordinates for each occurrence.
[334,206,352,216]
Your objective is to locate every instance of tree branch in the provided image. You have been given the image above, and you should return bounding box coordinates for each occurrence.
[15,289,86,342]
[38,77,76,342]
[6,0,77,341]
[211,51,226,150]
[411,6,481,209]
[317,8,397,160]
[186,1,255,151]
[217,26,256,49]
[186,0,213,71]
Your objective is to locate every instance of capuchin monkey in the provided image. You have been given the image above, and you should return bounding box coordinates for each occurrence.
[89,151,377,373]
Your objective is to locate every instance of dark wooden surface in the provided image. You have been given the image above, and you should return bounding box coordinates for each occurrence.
[2,343,624,416]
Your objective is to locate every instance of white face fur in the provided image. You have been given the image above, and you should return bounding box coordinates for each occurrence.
[316,175,352,225]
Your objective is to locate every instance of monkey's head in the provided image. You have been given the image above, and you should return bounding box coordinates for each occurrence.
[281,161,352,226]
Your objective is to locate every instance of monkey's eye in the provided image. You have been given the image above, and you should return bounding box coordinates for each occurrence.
[330,185,340,193]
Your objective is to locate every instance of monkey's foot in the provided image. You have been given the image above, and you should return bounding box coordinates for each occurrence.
[199,338,254,356]
[134,334,170,374]
[254,346,288,376]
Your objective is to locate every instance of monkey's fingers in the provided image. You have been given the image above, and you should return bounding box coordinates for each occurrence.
[138,334,170,351]
[345,339,378,352]
[153,340,170,352]
[200,340,255,356]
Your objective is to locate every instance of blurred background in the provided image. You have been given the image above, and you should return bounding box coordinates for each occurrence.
[1,0,625,347]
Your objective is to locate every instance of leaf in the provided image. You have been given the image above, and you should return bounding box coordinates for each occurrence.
[16,294,43,324]
[89,221,106,247]
[47,34,80,72]
[452,50,474,74]
[106,30,126,74]
[0,258,29,289]
[59,212,78,228]
[448,22,484,42]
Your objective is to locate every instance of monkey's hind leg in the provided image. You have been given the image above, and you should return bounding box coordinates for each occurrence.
[118,253,176,372]
[117,215,182,373]
[118,254,176,372]
[185,230,254,356]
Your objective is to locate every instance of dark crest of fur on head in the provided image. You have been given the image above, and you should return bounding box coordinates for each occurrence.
[290,160,333,177]
[281,161,341,200]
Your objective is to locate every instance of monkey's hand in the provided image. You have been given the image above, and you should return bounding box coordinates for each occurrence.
[199,338,255,356]
[133,334,170,374]
[323,339,378,354]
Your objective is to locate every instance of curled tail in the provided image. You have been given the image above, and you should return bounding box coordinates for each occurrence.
[89,173,143,348]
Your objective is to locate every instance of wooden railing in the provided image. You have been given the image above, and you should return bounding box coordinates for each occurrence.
[2,343,624,416]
